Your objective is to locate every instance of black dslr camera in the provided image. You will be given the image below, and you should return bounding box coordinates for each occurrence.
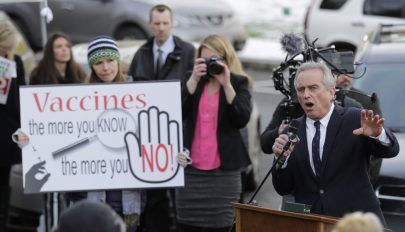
[205,55,224,77]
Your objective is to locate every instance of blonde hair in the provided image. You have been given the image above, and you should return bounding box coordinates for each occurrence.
[332,212,383,232]
[0,21,17,59]
[197,34,252,86]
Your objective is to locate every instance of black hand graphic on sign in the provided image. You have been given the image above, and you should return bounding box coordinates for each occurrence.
[125,106,181,183]
[25,160,50,193]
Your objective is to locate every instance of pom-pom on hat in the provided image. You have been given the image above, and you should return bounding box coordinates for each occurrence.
[87,35,120,67]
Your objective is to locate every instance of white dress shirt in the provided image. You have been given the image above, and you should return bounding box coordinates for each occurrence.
[153,35,175,69]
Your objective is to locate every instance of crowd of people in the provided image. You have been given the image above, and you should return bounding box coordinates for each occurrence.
[0,3,400,232]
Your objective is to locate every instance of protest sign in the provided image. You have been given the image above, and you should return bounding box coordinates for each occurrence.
[19,81,183,193]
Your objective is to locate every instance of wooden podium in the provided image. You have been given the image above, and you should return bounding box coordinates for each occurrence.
[233,203,337,232]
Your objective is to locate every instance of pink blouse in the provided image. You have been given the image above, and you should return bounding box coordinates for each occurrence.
[190,84,221,170]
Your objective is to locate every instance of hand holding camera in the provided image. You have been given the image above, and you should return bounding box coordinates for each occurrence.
[190,57,207,83]
[204,55,231,87]
[187,55,230,94]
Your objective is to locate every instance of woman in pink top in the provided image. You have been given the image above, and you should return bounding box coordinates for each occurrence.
[176,34,252,232]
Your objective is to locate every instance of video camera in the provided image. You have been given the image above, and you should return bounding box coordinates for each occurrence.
[273,34,357,101]
[272,33,370,123]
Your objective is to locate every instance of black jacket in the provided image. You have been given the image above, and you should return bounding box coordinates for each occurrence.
[182,74,252,171]
[128,36,195,83]
[272,106,399,225]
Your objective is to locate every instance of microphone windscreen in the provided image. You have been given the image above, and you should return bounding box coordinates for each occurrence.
[280,33,303,56]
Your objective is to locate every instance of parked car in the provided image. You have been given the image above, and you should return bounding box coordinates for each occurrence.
[352,23,405,231]
[72,39,261,191]
[0,0,247,52]
[304,0,405,52]
[0,10,41,232]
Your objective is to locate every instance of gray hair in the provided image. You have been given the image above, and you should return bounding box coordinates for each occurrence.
[294,61,335,90]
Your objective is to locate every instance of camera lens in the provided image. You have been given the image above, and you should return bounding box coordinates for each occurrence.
[208,62,223,75]
[206,55,224,76]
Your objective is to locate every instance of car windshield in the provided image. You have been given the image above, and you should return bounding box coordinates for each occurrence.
[353,63,405,132]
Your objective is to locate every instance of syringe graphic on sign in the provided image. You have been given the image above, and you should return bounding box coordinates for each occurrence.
[125,106,181,183]
[52,108,137,157]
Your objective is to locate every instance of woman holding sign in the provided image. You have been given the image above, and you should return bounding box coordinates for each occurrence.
[65,35,142,232]
[177,34,252,232]
[0,21,26,230]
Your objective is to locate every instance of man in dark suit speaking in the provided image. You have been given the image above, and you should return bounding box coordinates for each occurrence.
[267,62,399,225]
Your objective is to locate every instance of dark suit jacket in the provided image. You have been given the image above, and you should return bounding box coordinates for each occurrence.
[272,106,399,224]
[128,36,195,83]
[182,74,252,171]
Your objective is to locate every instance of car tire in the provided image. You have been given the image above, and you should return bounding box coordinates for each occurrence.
[115,25,147,40]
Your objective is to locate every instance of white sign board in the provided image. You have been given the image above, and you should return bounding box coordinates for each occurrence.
[19,81,183,193]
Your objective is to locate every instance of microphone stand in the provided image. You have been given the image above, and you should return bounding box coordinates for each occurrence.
[227,149,288,232]
[247,152,285,204]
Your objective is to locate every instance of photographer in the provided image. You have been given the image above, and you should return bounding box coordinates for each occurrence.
[176,34,252,232]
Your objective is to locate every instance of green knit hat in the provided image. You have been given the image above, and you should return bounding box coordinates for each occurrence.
[87,35,120,67]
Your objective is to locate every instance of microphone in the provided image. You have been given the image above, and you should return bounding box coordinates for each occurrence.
[278,119,300,167]
[280,33,304,57]
[283,119,300,151]
[246,120,300,202]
